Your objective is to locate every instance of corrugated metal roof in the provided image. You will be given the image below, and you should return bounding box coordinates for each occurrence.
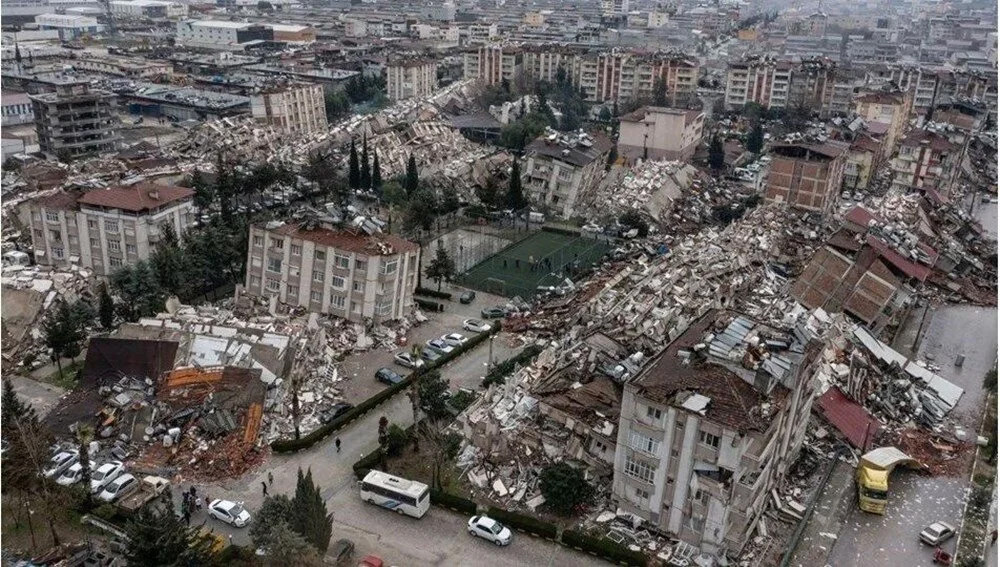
[815,387,880,450]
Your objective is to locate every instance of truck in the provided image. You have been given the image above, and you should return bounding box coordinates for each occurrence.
[117,475,171,513]
[856,447,917,514]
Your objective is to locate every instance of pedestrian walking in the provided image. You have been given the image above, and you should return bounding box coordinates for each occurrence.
[182,509,191,526]
[335,438,342,453]
[228,534,233,546]
[268,471,274,486]
[261,481,268,497]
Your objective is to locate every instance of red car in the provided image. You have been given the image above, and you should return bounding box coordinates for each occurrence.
[358,556,384,567]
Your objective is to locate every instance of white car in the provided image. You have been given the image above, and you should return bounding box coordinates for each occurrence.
[209,499,252,528]
[462,319,492,333]
[468,515,512,546]
[56,460,95,486]
[90,461,125,494]
[98,473,138,503]
[394,352,425,369]
[919,521,957,546]
[426,338,455,355]
[43,450,78,479]
[441,333,469,347]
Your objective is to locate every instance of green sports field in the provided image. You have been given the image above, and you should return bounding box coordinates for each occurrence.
[458,229,611,298]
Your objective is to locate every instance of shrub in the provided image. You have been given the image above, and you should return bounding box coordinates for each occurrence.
[561,529,647,566]
[415,287,452,300]
[430,490,477,515]
[442,432,462,460]
[415,298,444,312]
[542,225,581,237]
[93,503,120,522]
[386,424,409,457]
[352,449,383,480]
[482,344,545,387]
[970,485,991,510]
[448,390,477,413]
[540,462,595,516]
[464,205,488,219]
[486,507,558,540]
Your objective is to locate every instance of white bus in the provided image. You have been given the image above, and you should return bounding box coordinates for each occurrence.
[359,470,430,518]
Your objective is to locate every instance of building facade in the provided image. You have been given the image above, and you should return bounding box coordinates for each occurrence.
[889,129,959,195]
[724,57,792,111]
[853,90,913,159]
[31,81,119,160]
[250,83,327,135]
[109,0,186,19]
[617,106,704,162]
[386,59,438,101]
[244,221,420,323]
[523,130,613,219]
[612,310,823,556]
[764,141,849,215]
[2,92,34,126]
[34,13,102,40]
[24,183,195,275]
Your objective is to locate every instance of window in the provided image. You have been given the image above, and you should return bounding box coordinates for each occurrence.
[375,301,391,316]
[671,449,679,458]
[52,247,64,259]
[355,259,367,270]
[126,244,137,255]
[628,430,660,455]
[624,457,655,483]
[353,281,363,292]
[676,420,684,429]
[109,257,123,268]
[90,238,100,248]
[250,276,261,286]
[695,489,709,506]
[32,212,41,222]
[312,269,324,282]
[381,259,398,275]
[646,406,662,420]
[266,279,280,292]
[335,254,350,269]
[105,220,119,232]
[310,290,322,302]
[315,250,326,261]
[252,236,263,247]
[291,244,301,255]
[49,229,61,241]
[287,285,298,296]
[46,211,59,222]
[699,431,720,449]
[271,238,284,249]
[252,256,262,268]
[268,258,282,272]
[635,487,650,501]
[331,275,345,289]
[351,301,360,313]
[331,295,346,309]
[108,240,121,252]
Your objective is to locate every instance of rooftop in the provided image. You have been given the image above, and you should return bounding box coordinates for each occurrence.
[619,106,703,126]
[262,221,419,256]
[77,182,194,212]
[525,128,613,168]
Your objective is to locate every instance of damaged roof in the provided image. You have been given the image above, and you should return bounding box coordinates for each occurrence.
[263,221,420,255]
[77,182,195,213]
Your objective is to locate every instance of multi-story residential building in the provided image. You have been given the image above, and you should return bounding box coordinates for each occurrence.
[522,129,613,219]
[244,220,420,323]
[843,134,885,192]
[30,81,119,161]
[250,83,327,135]
[723,56,792,110]
[601,0,629,16]
[617,106,704,163]
[463,45,522,85]
[2,92,35,126]
[522,46,576,84]
[889,129,959,195]
[385,59,438,101]
[612,310,823,556]
[853,90,913,159]
[23,183,194,275]
[764,140,849,215]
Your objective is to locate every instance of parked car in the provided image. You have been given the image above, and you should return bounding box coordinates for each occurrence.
[426,338,456,355]
[43,450,78,479]
[98,473,138,503]
[920,521,957,546]
[463,319,492,333]
[480,306,506,319]
[90,461,125,494]
[357,555,384,567]
[460,291,476,304]
[56,460,95,486]
[209,499,252,528]
[467,515,512,546]
[394,352,425,369]
[420,347,442,364]
[441,333,468,347]
[320,402,354,424]
[375,367,405,386]
[330,539,355,565]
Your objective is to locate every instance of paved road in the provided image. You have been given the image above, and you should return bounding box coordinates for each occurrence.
[826,303,998,567]
[8,375,65,419]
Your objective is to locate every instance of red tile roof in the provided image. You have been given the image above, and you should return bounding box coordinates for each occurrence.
[267,222,419,256]
[33,190,83,211]
[844,206,883,230]
[77,182,194,213]
[815,387,880,450]
[865,235,933,282]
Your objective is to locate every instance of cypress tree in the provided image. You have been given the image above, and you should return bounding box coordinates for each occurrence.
[360,134,371,190]
[405,154,419,195]
[371,148,382,191]
[98,282,114,330]
[348,139,360,189]
[506,158,526,210]
[290,468,333,553]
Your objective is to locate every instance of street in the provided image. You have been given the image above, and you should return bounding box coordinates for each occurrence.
[8,374,65,419]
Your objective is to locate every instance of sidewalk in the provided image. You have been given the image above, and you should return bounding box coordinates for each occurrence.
[786,459,855,567]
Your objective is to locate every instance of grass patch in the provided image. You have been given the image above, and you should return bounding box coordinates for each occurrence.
[42,360,83,389]
[1,492,99,557]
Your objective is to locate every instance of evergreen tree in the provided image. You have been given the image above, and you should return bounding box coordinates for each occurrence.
[371,148,382,191]
[124,507,215,566]
[190,169,213,212]
[746,121,765,154]
[405,154,419,195]
[360,134,371,190]
[606,145,618,171]
[98,282,115,330]
[426,243,456,292]
[42,302,84,381]
[708,134,726,172]
[505,158,527,210]
[150,224,186,297]
[215,153,234,223]
[76,425,94,506]
[539,462,596,516]
[348,139,360,189]
[291,469,333,553]
[110,260,166,322]
[403,187,438,232]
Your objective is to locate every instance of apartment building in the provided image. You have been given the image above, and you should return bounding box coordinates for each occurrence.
[463,45,522,85]
[612,310,823,556]
[764,140,849,215]
[522,129,613,219]
[23,183,194,275]
[843,134,885,192]
[723,57,792,110]
[30,81,119,161]
[617,106,704,163]
[386,59,438,101]
[2,92,34,126]
[889,129,959,195]
[250,83,327,135]
[244,220,420,323]
[853,90,913,160]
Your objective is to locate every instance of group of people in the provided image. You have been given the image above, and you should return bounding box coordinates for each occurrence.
[180,486,209,526]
